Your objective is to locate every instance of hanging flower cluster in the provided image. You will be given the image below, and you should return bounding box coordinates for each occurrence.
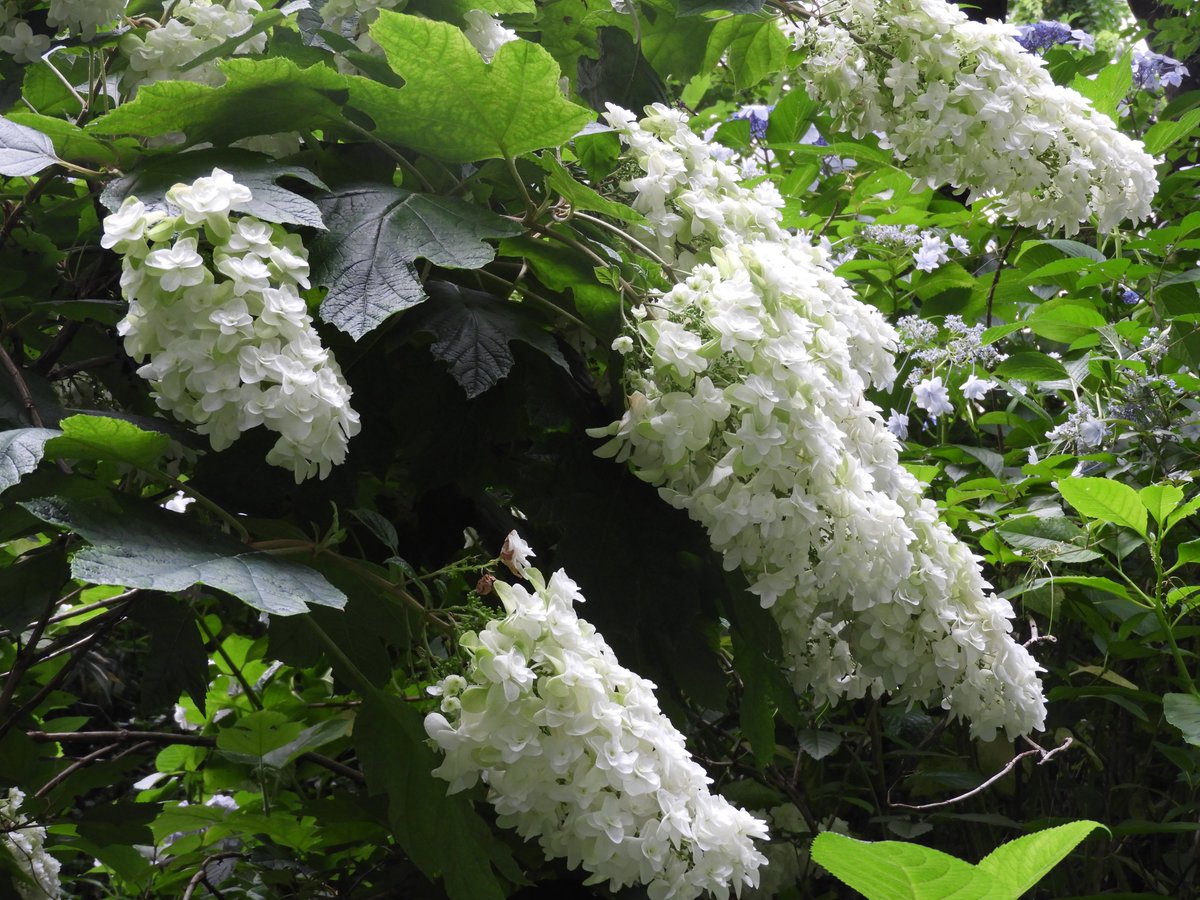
[590,105,1047,741]
[787,0,1158,235]
[103,168,361,482]
[121,0,267,88]
[425,535,769,900]
[1,788,61,899]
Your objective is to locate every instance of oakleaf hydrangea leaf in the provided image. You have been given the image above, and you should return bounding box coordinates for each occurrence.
[101,149,328,230]
[311,185,523,339]
[88,57,351,146]
[408,282,569,398]
[21,493,346,616]
[0,428,60,495]
[364,11,594,162]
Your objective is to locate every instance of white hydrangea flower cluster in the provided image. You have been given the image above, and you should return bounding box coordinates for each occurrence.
[121,0,267,88]
[1,788,62,899]
[103,168,361,482]
[46,0,127,38]
[591,105,1047,740]
[0,0,125,61]
[787,0,1158,235]
[424,552,769,900]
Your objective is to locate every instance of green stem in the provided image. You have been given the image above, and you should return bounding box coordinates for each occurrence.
[301,616,384,701]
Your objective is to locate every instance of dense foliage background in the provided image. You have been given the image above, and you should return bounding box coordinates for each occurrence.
[0,0,1198,897]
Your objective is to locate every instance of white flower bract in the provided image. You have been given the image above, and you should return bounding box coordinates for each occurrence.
[590,104,1047,741]
[104,171,361,482]
[1,789,62,899]
[425,560,769,900]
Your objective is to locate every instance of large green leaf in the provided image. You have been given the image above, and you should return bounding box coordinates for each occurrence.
[976,821,1107,897]
[811,832,985,899]
[100,149,328,231]
[88,57,351,146]
[309,185,523,339]
[1059,477,1148,536]
[20,493,346,616]
[366,11,594,161]
[44,414,170,471]
[0,427,59,495]
[813,823,1104,900]
[135,601,209,715]
[356,694,522,900]
[1163,693,1200,746]
[1140,483,1184,528]
[407,282,569,398]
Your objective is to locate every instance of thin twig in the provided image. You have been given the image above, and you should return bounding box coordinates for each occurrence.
[181,852,246,900]
[0,341,46,428]
[888,735,1073,811]
[27,731,365,783]
[985,227,1020,329]
[35,741,152,799]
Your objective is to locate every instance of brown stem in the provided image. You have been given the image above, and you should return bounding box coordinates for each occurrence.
[0,341,46,428]
[181,852,245,900]
[888,735,1073,811]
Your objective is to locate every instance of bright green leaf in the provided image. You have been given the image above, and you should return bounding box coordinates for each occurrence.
[976,821,1106,897]
[44,414,170,471]
[811,832,986,900]
[1140,483,1184,527]
[366,11,594,161]
[1059,477,1148,536]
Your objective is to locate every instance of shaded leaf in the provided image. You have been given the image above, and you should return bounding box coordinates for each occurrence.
[1164,693,1200,747]
[678,0,765,13]
[311,184,522,339]
[356,693,522,900]
[260,716,353,769]
[577,27,668,112]
[100,149,328,230]
[408,282,569,398]
[20,493,346,616]
[0,115,59,176]
[796,730,842,761]
[217,710,303,763]
[0,427,59,495]
[136,601,208,715]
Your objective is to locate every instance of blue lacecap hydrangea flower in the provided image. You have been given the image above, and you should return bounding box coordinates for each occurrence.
[1014,21,1094,54]
[1133,51,1189,91]
[1119,286,1141,305]
[731,103,773,140]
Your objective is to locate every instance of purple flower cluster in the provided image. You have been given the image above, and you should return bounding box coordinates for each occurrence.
[1133,51,1189,92]
[732,103,773,140]
[1014,21,1093,54]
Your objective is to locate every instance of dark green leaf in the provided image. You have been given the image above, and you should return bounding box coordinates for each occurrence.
[994,351,1069,384]
[796,730,842,761]
[135,601,209,715]
[408,281,569,398]
[310,184,523,339]
[731,628,777,768]
[260,716,353,769]
[100,149,328,230]
[0,548,70,632]
[0,115,60,176]
[677,0,765,14]
[356,694,521,900]
[20,493,346,616]
[217,710,304,762]
[577,27,669,112]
